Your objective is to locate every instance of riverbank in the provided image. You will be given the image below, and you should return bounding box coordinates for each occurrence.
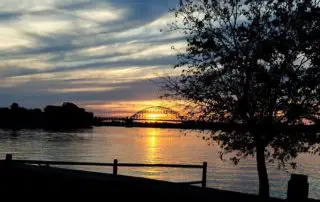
[0,160,284,201]
[2,159,319,201]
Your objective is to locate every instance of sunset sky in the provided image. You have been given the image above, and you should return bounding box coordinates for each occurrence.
[0,0,185,116]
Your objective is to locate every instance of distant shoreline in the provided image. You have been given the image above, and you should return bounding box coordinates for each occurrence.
[94,121,320,132]
[0,102,94,131]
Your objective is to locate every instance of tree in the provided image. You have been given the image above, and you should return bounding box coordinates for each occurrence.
[164,0,320,198]
[10,103,19,110]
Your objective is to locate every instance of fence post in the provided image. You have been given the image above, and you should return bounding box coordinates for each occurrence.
[5,154,12,162]
[202,162,207,188]
[287,174,309,201]
[113,159,118,175]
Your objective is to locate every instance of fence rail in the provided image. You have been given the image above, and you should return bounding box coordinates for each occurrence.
[3,154,317,201]
[13,160,115,167]
[4,154,207,188]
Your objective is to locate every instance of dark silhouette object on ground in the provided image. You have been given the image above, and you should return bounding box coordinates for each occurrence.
[163,0,320,198]
[0,158,284,201]
[0,102,93,130]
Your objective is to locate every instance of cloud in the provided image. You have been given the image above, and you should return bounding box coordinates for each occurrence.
[0,0,183,114]
[75,7,126,22]
[0,11,23,21]
[0,27,35,50]
[17,16,72,35]
[0,77,165,111]
[84,99,177,117]
[48,86,125,93]
[0,0,55,12]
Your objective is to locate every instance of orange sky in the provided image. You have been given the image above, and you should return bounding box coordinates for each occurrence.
[83,99,185,117]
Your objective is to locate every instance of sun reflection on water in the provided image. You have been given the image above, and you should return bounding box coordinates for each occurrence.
[146,128,159,164]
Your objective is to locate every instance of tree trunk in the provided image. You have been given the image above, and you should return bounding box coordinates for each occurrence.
[256,139,270,198]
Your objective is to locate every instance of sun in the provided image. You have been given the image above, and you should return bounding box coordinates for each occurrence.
[146,113,165,121]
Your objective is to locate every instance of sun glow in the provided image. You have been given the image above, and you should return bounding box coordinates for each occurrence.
[146,113,166,121]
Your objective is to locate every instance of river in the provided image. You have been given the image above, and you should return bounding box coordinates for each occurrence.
[0,126,319,199]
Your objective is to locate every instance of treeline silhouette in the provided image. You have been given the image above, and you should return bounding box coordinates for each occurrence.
[0,102,94,130]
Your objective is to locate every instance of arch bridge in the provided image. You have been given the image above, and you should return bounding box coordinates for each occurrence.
[130,106,183,122]
[99,106,184,123]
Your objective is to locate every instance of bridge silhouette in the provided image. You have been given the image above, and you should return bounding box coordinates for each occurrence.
[97,106,185,123]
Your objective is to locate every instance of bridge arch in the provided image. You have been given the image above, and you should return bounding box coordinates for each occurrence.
[130,106,183,122]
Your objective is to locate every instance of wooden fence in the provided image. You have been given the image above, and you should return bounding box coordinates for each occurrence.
[4,154,207,187]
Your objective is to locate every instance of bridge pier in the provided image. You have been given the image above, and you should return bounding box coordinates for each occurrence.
[125,117,133,127]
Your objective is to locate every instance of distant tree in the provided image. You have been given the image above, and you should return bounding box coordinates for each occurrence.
[10,103,19,110]
[0,103,93,130]
[164,0,320,197]
[30,108,42,114]
[44,103,93,129]
[62,102,79,109]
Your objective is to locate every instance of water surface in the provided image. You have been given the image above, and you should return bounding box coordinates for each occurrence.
[0,127,318,199]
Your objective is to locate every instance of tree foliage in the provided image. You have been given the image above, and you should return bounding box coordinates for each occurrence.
[164,0,320,197]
